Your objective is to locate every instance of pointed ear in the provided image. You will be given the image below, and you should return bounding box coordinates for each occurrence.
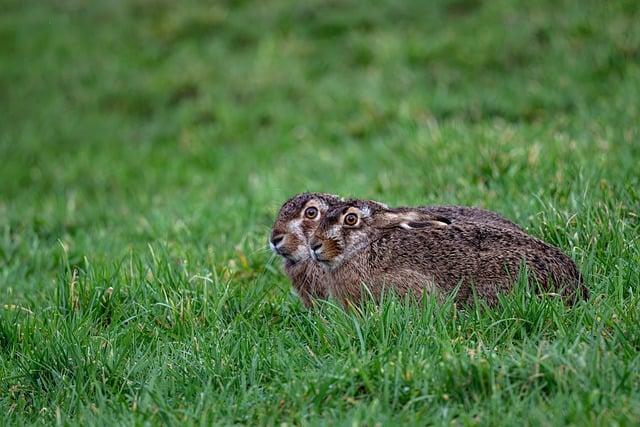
[372,211,450,230]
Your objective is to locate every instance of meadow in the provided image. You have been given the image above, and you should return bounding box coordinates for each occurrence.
[1,0,639,424]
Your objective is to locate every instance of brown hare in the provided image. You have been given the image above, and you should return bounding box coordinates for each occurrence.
[309,199,588,308]
[270,194,525,307]
[269,192,343,307]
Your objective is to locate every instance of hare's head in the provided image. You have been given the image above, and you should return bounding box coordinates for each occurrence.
[270,192,343,265]
[310,200,450,269]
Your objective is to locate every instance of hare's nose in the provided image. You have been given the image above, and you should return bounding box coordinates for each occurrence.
[270,234,284,247]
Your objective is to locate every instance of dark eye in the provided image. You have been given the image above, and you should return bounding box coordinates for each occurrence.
[304,206,319,219]
[344,213,359,226]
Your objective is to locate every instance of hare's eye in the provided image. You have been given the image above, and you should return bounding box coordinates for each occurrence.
[304,207,319,219]
[344,213,359,226]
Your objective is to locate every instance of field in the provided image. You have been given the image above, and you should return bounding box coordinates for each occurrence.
[1,0,639,424]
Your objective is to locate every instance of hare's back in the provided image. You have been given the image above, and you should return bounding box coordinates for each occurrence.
[376,223,583,303]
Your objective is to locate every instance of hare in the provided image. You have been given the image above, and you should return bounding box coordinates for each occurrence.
[309,199,588,307]
[270,192,343,307]
[270,194,523,307]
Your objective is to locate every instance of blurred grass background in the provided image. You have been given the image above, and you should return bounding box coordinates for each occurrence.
[1,0,639,424]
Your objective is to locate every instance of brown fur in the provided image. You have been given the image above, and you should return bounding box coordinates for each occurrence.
[310,200,588,307]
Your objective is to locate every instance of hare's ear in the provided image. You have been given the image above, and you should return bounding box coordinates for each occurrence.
[372,211,450,230]
[400,216,450,229]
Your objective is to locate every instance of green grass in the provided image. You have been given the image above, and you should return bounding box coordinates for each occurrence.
[1,0,639,424]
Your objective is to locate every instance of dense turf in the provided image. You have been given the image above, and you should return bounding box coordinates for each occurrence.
[1,0,639,424]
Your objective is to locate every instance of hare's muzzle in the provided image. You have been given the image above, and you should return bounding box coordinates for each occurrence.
[270,234,284,247]
[310,240,322,253]
[269,233,289,256]
[309,238,329,262]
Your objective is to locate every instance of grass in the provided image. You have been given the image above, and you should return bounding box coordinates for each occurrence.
[1,0,639,424]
